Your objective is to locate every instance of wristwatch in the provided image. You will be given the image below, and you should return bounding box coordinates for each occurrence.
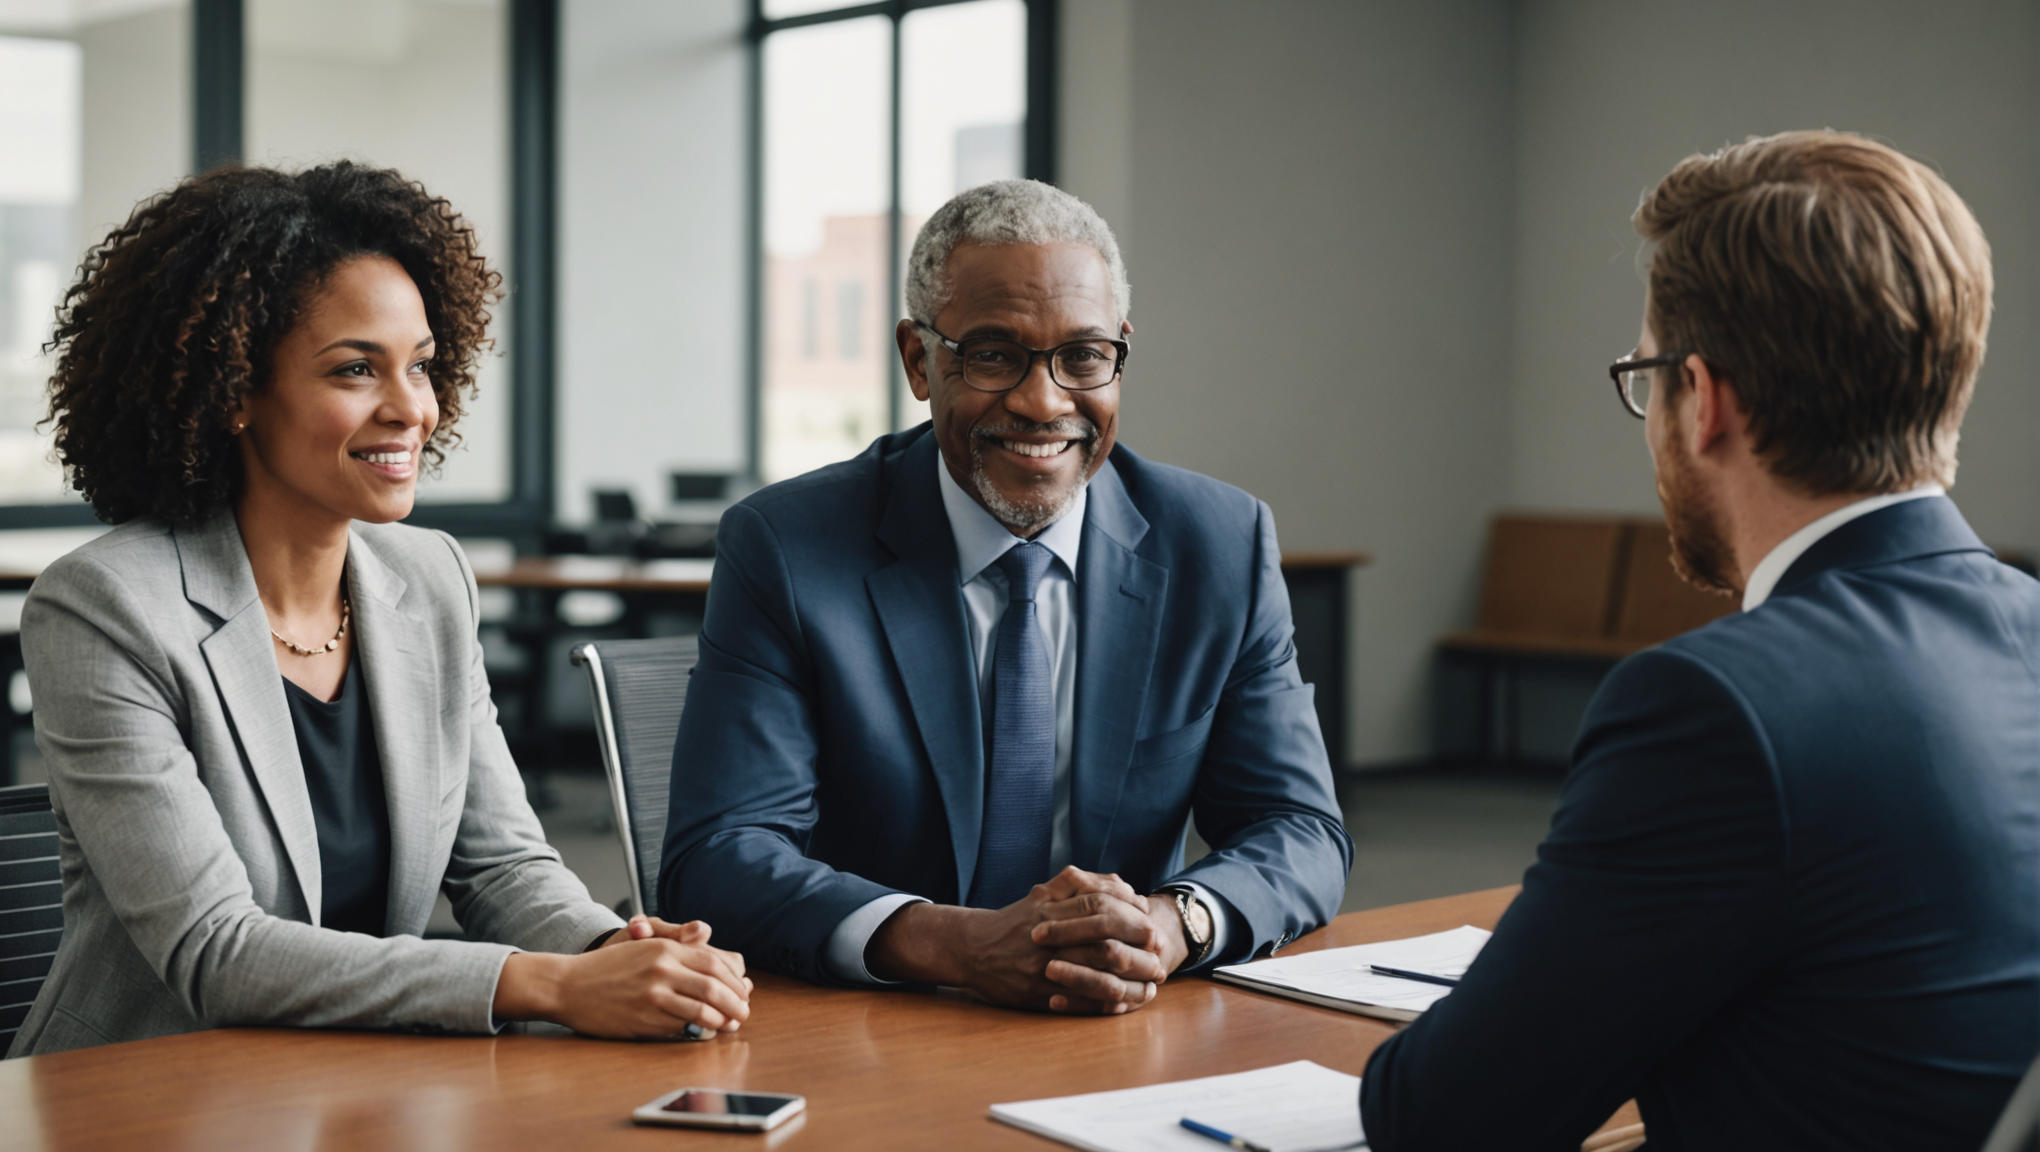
[1154,885,1214,968]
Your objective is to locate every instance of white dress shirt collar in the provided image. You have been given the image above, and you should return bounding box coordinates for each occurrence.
[1740,484,1944,612]
[935,454,1086,584]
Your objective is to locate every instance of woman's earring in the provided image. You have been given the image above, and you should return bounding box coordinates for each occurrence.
[229,419,246,435]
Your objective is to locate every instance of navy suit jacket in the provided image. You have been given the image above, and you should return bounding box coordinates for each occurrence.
[659,426,1353,983]
[1362,496,2040,1151]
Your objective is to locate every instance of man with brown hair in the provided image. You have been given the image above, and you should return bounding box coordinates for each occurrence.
[1360,131,2040,1151]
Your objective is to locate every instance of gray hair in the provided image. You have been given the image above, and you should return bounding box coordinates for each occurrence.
[904,179,1130,325]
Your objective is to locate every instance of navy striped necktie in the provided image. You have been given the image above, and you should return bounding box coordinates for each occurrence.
[969,541,1056,909]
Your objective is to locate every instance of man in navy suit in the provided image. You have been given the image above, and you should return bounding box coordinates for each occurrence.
[1361,131,2040,1150]
[661,181,1351,1013]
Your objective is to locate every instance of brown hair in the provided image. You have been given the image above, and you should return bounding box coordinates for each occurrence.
[44,162,501,525]
[1636,130,1991,495]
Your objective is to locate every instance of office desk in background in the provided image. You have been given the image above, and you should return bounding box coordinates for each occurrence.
[472,551,1371,772]
[1277,551,1369,764]
[0,548,1367,785]
[474,556,717,595]
[0,886,1638,1151]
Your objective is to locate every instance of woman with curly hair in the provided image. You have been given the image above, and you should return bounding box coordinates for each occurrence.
[6,162,749,1056]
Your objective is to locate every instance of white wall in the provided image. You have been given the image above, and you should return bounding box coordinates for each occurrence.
[556,0,748,524]
[1508,0,2040,552]
[1060,0,1517,765]
[75,3,189,242]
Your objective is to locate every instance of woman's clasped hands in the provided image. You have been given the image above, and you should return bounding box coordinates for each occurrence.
[493,916,752,1039]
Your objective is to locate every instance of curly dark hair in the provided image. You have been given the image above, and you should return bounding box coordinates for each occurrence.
[43,161,502,525]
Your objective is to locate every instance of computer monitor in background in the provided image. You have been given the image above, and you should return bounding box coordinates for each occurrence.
[669,474,733,503]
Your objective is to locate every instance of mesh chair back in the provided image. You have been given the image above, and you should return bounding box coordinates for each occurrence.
[1983,1054,2040,1152]
[570,636,698,919]
[0,783,60,1050]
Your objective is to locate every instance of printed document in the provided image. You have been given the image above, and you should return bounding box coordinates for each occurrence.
[990,1061,1364,1152]
[1212,925,1490,1022]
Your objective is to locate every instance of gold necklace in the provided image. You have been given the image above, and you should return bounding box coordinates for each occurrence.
[271,589,350,657]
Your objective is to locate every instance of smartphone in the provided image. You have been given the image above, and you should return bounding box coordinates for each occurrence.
[632,1088,806,1131]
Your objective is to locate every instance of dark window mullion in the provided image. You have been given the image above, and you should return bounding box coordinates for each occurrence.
[758,1,892,34]
[885,9,905,433]
[192,0,243,173]
[1023,0,1056,184]
[757,0,981,36]
[743,0,767,483]
[504,0,559,547]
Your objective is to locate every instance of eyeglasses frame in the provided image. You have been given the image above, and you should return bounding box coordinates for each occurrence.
[914,320,1129,393]
[1607,351,1691,419]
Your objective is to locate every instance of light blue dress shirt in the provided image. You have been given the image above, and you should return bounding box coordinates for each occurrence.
[821,451,1230,983]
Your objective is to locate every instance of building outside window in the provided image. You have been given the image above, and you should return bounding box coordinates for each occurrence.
[755,0,1030,483]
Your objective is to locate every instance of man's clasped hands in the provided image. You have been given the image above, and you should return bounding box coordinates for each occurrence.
[866,866,1192,1015]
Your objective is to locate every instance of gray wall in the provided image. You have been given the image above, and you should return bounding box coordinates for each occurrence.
[1062,0,1518,765]
[1060,0,2040,766]
[75,5,191,243]
[1509,0,2040,547]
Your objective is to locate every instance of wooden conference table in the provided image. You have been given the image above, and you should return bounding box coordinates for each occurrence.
[0,886,1640,1151]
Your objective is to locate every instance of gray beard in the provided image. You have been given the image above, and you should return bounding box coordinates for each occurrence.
[967,435,1098,535]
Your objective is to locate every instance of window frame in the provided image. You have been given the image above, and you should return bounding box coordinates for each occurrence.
[743,0,1058,483]
[0,0,560,551]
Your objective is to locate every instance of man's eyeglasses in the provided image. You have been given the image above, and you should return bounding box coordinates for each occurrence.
[916,321,1128,393]
[1607,351,1688,419]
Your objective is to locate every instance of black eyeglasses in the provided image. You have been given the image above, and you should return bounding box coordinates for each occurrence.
[1607,351,1688,418]
[916,321,1128,393]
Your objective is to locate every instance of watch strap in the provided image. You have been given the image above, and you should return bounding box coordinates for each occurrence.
[1155,885,1214,968]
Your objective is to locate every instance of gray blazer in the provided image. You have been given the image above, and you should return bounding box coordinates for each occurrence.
[7,515,623,1057]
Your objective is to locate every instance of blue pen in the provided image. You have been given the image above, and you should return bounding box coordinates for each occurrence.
[1180,1117,1273,1152]
[1367,964,1459,988]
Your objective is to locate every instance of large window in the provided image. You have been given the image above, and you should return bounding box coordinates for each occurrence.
[0,1,192,511]
[0,0,549,540]
[750,0,1051,483]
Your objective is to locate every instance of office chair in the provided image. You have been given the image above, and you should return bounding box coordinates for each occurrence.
[570,636,699,920]
[0,783,61,1049]
[1983,1054,2040,1152]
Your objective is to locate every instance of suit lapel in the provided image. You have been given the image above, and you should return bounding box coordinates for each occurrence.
[179,515,324,923]
[345,531,441,937]
[1070,457,1168,862]
[867,433,986,900]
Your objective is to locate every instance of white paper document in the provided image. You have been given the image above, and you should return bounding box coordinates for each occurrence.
[1211,925,1491,1022]
[990,1061,1365,1152]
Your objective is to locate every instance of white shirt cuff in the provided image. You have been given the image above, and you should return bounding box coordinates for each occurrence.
[824,893,930,984]
[1171,880,1234,970]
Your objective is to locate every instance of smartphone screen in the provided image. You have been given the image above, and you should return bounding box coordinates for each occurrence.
[661,1090,797,1117]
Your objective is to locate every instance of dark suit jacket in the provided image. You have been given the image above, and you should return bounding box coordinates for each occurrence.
[658,425,1352,982]
[1361,496,2040,1151]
